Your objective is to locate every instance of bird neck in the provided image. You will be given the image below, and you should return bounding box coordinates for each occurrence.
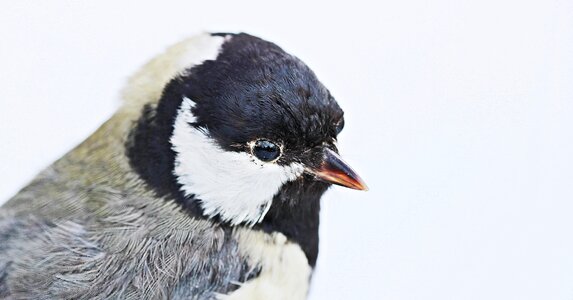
[257,178,328,267]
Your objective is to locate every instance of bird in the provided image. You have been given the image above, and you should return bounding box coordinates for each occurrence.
[0,32,367,299]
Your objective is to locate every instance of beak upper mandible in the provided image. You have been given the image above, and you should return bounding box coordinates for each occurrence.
[307,148,368,191]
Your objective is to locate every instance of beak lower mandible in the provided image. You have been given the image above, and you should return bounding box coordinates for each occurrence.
[307,148,368,191]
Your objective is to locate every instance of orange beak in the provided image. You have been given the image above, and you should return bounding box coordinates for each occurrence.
[307,148,368,191]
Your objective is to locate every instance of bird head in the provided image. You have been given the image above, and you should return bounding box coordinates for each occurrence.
[127,33,367,227]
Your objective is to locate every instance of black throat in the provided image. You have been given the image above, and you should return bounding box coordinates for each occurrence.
[257,177,328,267]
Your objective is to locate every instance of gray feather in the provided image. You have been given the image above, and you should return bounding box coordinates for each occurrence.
[0,116,257,299]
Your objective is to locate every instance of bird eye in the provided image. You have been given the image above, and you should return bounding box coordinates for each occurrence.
[251,140,281,162]
[335,118,345,135]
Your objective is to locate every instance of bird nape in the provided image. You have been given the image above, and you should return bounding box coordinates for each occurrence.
[0,32,367,300]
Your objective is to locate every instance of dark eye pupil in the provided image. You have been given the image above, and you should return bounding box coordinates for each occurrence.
[253,140,281,162]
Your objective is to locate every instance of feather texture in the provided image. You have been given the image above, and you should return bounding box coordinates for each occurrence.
[0,32,340,299]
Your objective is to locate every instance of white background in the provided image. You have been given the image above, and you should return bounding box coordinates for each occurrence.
[1,1,572,299]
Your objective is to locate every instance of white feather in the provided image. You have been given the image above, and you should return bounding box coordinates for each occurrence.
[171,98,304,225]
[120,33,226,119]
[219,230,312,300]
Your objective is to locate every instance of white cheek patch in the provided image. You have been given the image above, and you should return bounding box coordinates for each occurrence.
[171,98,304,226]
